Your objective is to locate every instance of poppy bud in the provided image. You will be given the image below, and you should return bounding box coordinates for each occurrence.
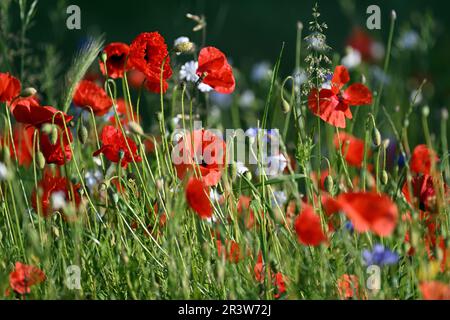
[36,150,46,169]
[281,98,291,114]
[101,51,108,64]
[41,123,53,135]
[230,163,237,181]
[422,105,430,117]
[112,192,119,205]
[382,139,390,150]
[361,75,367,85]
[128,121,144,136]
[78,125,88,144]
[442,108,449,120]
[20,87,37,98]
[50,126,59,145]
[324,175,334,193]
[2,146,10,162]
[381,170,388,185]
[391,10,397,21]
[244,171,252,181]
[372,127,381,147]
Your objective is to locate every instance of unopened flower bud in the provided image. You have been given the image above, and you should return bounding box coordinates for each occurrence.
[36,150,46,169]
[391,10,397,21]
[244,170,252,181]
[101,51,108,63]
[372,127,381,147]
[281,98,291,113]
[422,105,430,117]
[41,123,53,135]
[382,139,390,150]
[78,125,88,144]
[324,175,334,193]
[441,108,448,120]
[128,121,144,136]
[50,127,59,145]
[381,170,389,185]
[20,87,37,98]
[297,21,303,31]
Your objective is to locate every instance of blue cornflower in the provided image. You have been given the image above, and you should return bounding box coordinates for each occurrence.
[362,244,399,266]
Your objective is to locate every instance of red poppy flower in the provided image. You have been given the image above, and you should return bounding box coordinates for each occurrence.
[273,272,287,299]
[237,195,256,229]
[173,129,226,187]
[185,177,212,218]
[39,127,73,165]
[337,274,362,300]
[334,132,369,168]
[197,47,235,94]
[294,203,327,246]
[31,172,81,217]
[93,125,142,168]
[11,98,73,128]
[411,144,439,175]
[9,95,39,110]
[128,32,172,93]
[99,42,130,79]
[420,281,450,300]
[402,174,437,212]
[9,124,35,167]
[254,252,264,282]
[308,65,372,128]
[253,252,287,299]
[73,80,113,116]
[217,239,241,263]
[9,262,46,295]
[337,192,398,237]
[0,72,21,103]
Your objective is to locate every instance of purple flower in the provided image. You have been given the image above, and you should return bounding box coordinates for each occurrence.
[363,244,399,266]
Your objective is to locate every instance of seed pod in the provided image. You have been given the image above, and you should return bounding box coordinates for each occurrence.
[381,170,388,185]
[78,125,88,144]
[324,175,334,193]
[50,126,59,145]
[372,127,381,147]
[36,150,46,169]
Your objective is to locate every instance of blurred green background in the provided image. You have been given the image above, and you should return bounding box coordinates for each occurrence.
[26,0,450,103]
[4,0,450,116]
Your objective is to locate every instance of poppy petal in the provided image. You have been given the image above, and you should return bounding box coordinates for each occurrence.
[343,83,373,106]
